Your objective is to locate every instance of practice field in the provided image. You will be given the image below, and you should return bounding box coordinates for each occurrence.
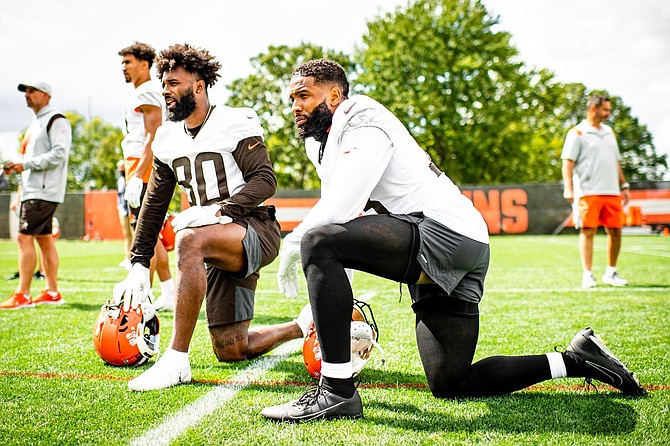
[0,235,668,445]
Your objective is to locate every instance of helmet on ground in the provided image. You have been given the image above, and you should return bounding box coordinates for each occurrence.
[159,214,176,251]
[92,300,160,367]
[302,298,384,379]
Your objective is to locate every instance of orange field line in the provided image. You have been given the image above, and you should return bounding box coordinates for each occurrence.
[265,197,320,207]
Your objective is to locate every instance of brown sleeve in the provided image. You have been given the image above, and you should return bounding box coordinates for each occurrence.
[218,136,277,218]
[130,157,176,267]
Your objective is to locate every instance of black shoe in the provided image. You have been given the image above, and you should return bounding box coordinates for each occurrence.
[261,383,363,422]
[565,327,646,396]
[5,272,20,281]
[33,271,45,280]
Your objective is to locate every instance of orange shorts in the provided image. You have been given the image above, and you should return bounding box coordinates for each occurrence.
[577,195,623,229]
[124,157,152,183]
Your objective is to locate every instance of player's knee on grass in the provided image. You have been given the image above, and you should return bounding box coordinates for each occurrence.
[415,305,479,399]
[209,322,250,362]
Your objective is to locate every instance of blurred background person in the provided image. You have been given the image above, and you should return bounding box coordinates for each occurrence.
[116,159,132,271]
[118,42,174,310]
[561,94,630,289]
[0,79,70,310]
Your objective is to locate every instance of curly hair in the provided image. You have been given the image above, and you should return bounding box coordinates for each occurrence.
[155,44,221,88]
[118,42,156,68]
[292,59,349,98]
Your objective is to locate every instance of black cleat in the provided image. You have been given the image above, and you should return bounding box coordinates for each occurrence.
[261,382,363,422]
[566,327,646,396]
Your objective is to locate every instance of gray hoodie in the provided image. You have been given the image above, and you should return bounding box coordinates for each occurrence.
[20,105,71,203]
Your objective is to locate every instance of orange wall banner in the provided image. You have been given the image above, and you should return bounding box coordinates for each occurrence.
[72,181,670,241]
[84,191,123,241]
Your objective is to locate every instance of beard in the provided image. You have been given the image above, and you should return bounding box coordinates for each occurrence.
[297,100,333,140]
[166,88,197,122]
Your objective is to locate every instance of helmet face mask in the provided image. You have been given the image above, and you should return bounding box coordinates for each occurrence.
[92,300,160,367]
[302,298,384,379]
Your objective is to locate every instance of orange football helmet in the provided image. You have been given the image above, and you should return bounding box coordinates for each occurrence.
[302,298,384,379]
[92,300,160,367]
[159,214,176,251]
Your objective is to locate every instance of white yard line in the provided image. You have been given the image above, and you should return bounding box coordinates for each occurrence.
[355,291,377,302]
[129,338,301,446]
[130,291,379,445]
[544,237,670,258]
[486,286,669,293]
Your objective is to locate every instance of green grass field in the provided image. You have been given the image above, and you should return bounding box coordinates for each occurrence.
[0,234,668,445]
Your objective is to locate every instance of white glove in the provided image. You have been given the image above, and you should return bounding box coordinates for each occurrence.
[113,263,151,312]
[277,232,301,298]
[171,204,233,232]
[124,176,144,208]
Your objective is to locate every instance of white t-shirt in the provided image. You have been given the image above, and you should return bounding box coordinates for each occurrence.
[561,120,621,196]
[121,80,164,159]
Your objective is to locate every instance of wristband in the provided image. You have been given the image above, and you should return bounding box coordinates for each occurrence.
[620,182,630,190]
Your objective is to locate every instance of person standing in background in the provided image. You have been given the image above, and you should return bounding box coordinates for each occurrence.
[0,79,70,310]
[116,160,132,271]
[118,42,174,310]
[561,94,630,289]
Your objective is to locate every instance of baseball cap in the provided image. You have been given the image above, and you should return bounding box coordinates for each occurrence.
[18,79,52,97]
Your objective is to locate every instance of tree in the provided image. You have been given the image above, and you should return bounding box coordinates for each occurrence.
[529,83,667,182]
[356,0,667,183]
[356,0,545,184]
[67,112,123,191]
[225,44,355,188]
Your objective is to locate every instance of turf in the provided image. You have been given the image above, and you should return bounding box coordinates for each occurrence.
[0,234,668,445]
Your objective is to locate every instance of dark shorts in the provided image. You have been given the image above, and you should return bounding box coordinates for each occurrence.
[205,209,281,327]
[19,200,59,235]
[390,213,489,314]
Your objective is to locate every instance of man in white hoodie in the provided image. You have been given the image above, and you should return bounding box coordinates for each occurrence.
[0,80,70,310]
[261,59,645,422]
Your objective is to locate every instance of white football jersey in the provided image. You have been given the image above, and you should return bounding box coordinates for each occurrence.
[121,80,164,159]
[294,95,489,244]
[152,105,264,206]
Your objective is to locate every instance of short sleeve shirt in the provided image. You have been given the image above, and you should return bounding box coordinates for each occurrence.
[561,120,621,196]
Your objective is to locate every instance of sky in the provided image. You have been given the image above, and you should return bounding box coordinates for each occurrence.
[1,0,669,172]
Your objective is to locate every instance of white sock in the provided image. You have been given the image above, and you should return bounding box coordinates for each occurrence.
[605,266,617,277]
[546,352,567,378]
[161,347,189,365]
[160,279,175,300]
[321,361,353,379]
[583,270,593,278]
